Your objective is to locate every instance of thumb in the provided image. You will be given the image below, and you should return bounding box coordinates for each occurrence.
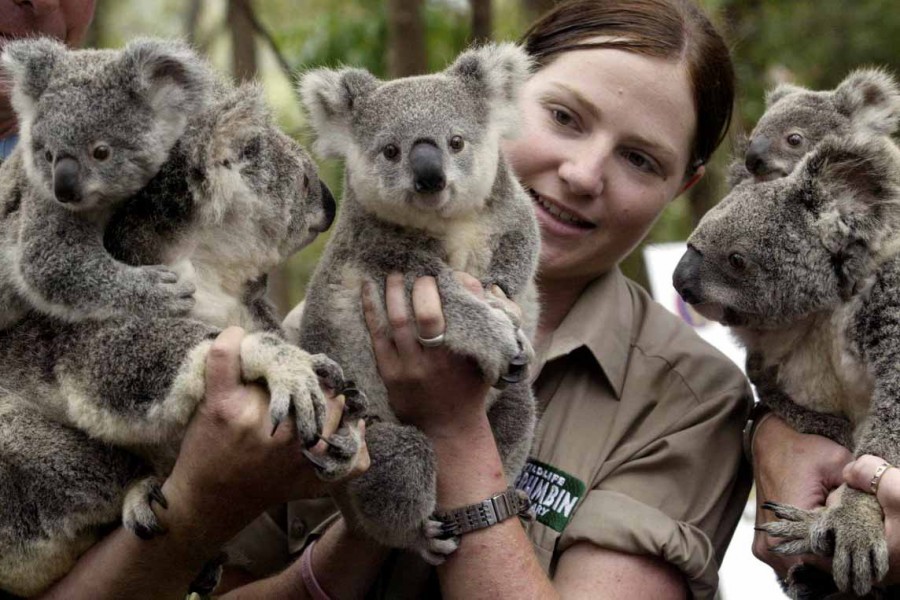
[204,326,246,406]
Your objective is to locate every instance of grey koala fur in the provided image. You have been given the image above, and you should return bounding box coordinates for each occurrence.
[296,43,540,564]
[0,37,213,328]
[0,73,359,597]
[729,68,900,187]
[672,133,900,597]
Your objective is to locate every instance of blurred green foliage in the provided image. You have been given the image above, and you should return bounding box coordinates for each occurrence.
[87,0,900,304]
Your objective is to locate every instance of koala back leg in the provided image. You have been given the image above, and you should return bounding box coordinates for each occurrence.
[0,398,144,597]
[346,420,458,565]
[487,383,536,483]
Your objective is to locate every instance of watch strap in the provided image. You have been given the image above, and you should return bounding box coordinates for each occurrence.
[433,487,534,536]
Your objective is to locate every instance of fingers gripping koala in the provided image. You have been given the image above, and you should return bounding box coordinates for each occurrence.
[728,68,900,186]
[0,37,212,327]
[674,134,900,597]
[296,43,540,564]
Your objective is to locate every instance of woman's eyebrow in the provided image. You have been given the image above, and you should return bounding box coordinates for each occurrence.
[550,82,601,121]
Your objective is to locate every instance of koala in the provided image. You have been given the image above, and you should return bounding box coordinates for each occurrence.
[296,43,540,564]
[729,68,900,187]
[0,37,212,329]
[673,133,900,597]
[0,80,360,598]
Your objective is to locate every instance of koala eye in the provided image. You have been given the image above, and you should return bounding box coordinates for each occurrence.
[449,136,465,153]
[728,252,747,271]
[44,150,53,163]
[382,144,400,162]
[786,133,804,147]
[92,144,111,161]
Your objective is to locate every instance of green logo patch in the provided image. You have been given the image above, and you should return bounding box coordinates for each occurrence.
[515,458,586,532]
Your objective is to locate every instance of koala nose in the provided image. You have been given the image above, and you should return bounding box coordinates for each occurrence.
[410,140,446,194]
[320,181,336,230]
[53,156,82,204]
[745,135,772,176]
[672,245,704,305]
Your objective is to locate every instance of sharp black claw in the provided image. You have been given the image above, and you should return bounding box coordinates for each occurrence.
[761,502,778,511]
[149,484,169,510]
[271,422,279,437]
[301,449,329,470]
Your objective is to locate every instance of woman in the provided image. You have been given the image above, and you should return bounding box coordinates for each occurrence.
[42,1,750,598]
[231,0,751,598]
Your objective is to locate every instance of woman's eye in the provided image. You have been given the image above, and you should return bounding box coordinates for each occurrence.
[623,150,656,173]
[551,108,575,127]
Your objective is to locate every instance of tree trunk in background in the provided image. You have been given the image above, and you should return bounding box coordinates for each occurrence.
[471,0,492,45]
[387,0,427,77]
[83,0,108,48]
[523,0,557,22]
[185,0,202,47]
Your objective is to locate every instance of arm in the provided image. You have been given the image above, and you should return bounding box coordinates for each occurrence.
[40,327,368,600]
[364,273,691,599]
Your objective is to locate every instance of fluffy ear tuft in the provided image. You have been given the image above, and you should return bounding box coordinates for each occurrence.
[298,67,379,158]
[765,83,806,108]
[448,42,533,137]
[833,68,900,135]
[121,38,213,118]
[1,37,66,118]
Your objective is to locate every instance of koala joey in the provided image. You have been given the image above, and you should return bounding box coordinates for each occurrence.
[0,57,359,598]
[297,43,540,564]
[729,68,900,187]
[0,37,212,328]
[674,133,900,597]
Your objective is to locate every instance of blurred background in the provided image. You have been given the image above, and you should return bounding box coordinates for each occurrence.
[84,0,900,315]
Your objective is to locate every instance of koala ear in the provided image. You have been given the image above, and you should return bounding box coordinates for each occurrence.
[805,134,897,210]
[298,67,379,158]
[120,38,213,118]
[833,68,900,135]
[765,82,806,108]
[447,42,533,137]
[1,37,66,118]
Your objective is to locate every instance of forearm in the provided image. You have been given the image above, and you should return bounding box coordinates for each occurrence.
[428,413,557,600]
[222,516,389,600]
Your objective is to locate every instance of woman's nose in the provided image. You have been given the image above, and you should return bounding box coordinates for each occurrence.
[558,146,606,198]
[13,0,60,17]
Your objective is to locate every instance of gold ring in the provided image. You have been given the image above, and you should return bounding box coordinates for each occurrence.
[870,462,894,495]
[416,332,445,348]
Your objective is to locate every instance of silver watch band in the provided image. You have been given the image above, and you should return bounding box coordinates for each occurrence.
[434,487,534,536]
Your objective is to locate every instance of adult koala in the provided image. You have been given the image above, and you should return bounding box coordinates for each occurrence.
[0,74,358,600]
[296,43,540,564]
[728,68,900,186]
[673,133,900,597]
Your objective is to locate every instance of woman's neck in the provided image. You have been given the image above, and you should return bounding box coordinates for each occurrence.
[535,275,592,348]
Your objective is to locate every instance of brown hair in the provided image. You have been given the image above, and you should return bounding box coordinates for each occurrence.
[522,0,734,173]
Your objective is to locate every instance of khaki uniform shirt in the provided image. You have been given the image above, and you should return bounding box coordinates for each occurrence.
[229,269,753,599]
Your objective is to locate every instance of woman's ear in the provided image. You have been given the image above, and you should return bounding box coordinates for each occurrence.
[678,165,705,197]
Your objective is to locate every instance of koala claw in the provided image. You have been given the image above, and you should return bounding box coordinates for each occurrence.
[416,518,461,565]
[123,476,168,540]
[758,502,823,556]
[341,382,368,419]
[302,422,364,481]
[311,353,345,393]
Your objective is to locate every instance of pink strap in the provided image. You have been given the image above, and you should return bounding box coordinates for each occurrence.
[300,539,332,600]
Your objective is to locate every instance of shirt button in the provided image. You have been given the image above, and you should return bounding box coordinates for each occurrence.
[289,518,307,539]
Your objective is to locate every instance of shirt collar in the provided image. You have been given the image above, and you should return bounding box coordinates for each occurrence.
[539,268,633,398]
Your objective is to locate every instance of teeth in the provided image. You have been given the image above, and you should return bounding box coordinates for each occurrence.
[530,190,586,225]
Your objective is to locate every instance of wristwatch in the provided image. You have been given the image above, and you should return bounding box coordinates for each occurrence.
[433,487,534,536]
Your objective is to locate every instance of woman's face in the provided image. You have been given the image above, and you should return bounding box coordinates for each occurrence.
[502,46,700,286]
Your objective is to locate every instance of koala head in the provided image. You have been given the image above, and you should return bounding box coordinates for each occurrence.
[2,37,213,211]
[674,133,900,330]
[739,68,900,183]
[187,84,335,264]
[299,43,530,225]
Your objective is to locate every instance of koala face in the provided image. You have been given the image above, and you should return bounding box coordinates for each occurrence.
[300,43,531,224]
[675,134,900,329]
[2,37,212,212]
[743,69,900,183]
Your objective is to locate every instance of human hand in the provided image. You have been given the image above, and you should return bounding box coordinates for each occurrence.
[160,327,369,545]
[844,454,900,583]
[752,414,852,577]
[361,272,507,438]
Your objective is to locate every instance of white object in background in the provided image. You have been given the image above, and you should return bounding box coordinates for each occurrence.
[643,242,784,599]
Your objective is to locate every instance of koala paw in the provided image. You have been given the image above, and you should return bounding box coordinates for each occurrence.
[241,333,329,447]
[310,353,345,394]
[133,265,196,317]
[340,381,368,420]
[758,502,824,556]
[302,418,365,481]
[497,328,534,388]
[122,476,169,540]
[413,518,460,565]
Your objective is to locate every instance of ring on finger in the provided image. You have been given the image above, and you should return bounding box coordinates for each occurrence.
[416,331,446,348]
[870,462,894,495]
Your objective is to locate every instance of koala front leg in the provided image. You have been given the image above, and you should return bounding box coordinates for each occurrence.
[16,201,195,320]
[346,420,459,565]
[434,270,528,387]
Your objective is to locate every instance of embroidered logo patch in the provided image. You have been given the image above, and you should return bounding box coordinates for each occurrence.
[515,458,586,532]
